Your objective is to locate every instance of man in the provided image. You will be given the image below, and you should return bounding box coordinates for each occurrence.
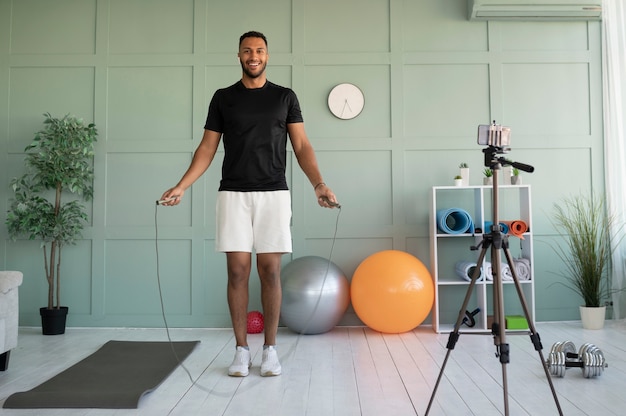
[160,31,338,377]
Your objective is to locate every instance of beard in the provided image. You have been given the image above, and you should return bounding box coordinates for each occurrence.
[240,60,266,79]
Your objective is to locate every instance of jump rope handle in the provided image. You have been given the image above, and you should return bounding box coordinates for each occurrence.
[321,196,341,209]
[156,196,179,205]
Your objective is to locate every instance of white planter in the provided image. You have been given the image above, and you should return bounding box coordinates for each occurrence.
[502,166,512,185]
[460,168,470,186]
[511,175,522,185]
[454,179,463,187]
[483,177,493,185]
[580,305,606,330]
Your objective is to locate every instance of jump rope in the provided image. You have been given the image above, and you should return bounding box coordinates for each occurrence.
[154,195,342,399]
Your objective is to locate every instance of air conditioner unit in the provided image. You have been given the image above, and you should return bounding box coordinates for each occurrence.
[468,0,602,21]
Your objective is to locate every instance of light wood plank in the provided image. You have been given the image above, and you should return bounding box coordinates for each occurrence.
[0,321,624,415]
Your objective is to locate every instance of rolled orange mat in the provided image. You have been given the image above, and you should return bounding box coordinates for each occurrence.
[502,220,528,239]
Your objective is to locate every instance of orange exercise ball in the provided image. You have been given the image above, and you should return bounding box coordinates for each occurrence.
[351,250,434,334]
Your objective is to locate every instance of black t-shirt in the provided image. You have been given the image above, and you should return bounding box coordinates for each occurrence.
[204,80,304,191]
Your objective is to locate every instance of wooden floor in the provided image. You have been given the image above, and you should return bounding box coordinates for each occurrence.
[0,320,625,415]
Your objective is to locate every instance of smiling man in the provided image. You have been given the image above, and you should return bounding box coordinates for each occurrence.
[239,34,267,81]
[161,31,338,377]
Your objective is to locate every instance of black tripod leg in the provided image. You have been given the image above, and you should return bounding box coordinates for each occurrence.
[425,243,489,415]
[502,247,564,416]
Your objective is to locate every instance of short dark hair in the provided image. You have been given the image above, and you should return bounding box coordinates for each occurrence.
[239,31,268,48]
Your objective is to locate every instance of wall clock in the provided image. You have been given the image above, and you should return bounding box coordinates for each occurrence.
[327,83,364,120]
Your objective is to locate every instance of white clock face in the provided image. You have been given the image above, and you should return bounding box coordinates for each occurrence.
[328,83,364,120]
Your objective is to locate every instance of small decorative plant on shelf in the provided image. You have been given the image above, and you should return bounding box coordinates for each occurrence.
[5,113,98,335]
[511,167,522,185]
[483,168,493,185]
[454,175,463,187]
[551,193,624,329]
[459,163,469,186]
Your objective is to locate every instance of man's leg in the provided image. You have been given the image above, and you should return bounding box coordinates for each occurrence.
[257,252,283,346]
[257,252,283,376]
[226,251,252,347]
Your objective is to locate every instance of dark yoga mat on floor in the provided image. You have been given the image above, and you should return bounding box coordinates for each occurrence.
[3,340,199,409]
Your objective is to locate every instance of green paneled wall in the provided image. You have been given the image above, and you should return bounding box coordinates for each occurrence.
[0,0,604,328]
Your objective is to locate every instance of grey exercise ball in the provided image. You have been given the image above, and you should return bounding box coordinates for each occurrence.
[280,256,350,335]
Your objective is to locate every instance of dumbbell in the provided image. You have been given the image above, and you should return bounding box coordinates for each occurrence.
[546,341,607,378]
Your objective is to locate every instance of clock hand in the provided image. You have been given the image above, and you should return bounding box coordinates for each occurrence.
[341,99,349,118]
[345,99,353,114]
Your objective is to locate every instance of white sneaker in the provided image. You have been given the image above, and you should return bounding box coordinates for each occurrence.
[261,345,282,377]
[228,346,251,377]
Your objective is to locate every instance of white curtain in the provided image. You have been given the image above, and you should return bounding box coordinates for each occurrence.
[602,0,626,319]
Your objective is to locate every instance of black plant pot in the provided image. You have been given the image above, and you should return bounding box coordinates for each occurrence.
[40,306,69,335]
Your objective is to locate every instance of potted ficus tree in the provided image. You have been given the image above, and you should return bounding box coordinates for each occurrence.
[551,194,623,329]
[5,113,97,335]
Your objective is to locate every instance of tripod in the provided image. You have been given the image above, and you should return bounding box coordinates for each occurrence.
[425,147,563,416]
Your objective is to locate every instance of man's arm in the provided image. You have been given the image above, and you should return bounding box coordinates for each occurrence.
[160,129,221,205]
[288,122,338,207]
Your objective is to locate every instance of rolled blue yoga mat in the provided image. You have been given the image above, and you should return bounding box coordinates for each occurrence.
[436,208,475,234]
[484,221,509,234]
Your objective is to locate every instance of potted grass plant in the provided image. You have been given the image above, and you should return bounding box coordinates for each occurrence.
[511,167,522,185]
[482,168,493,185]
[459,163,469,186]
[551,194,623,329]
[5,113,97,335]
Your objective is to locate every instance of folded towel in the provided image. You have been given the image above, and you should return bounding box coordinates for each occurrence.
[455,261,484,282]
[502,264,513,281]
[483,261,513,281]
[513,257,532,281]
[484,261,492,280]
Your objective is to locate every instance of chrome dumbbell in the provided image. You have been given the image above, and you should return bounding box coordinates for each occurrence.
[546,341,607,378]
[578,343,607,378]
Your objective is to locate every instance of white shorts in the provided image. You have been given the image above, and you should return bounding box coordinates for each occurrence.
[216,191,292,253]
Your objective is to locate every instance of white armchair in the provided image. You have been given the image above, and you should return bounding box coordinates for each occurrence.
[0,271,23,371]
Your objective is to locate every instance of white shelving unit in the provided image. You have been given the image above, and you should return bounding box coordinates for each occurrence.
[429,185,535,333]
